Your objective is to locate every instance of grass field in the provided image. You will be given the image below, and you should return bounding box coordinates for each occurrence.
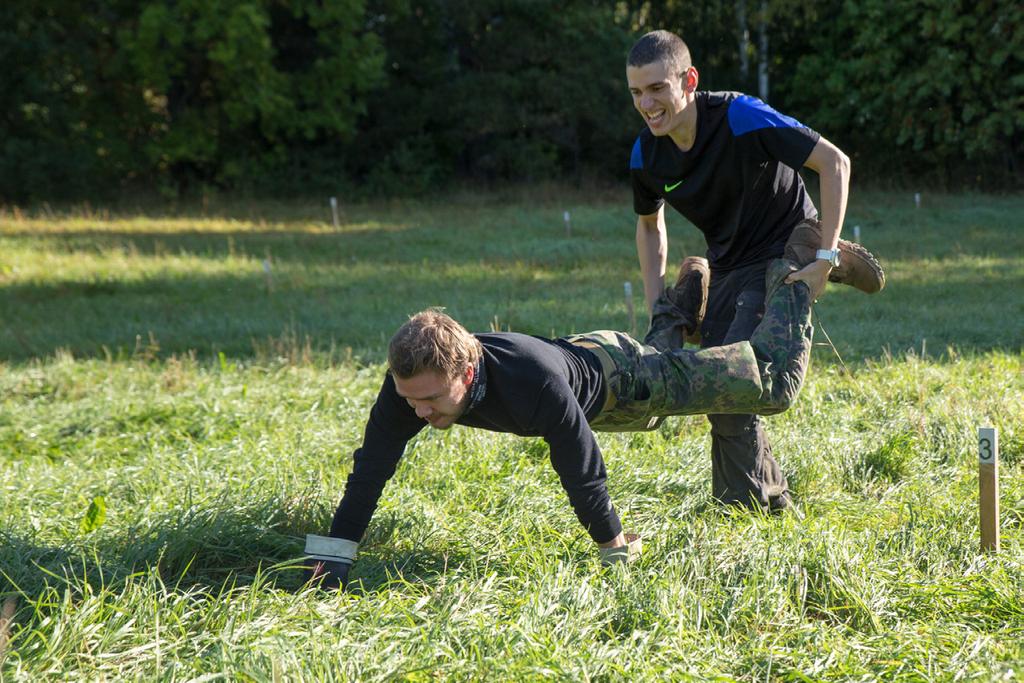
[1,190,1022,680]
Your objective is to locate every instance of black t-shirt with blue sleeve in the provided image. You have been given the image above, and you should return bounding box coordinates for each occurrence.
[328,332,620,545]
[631,91,821,272]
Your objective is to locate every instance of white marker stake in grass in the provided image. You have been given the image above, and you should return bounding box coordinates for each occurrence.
[262,258,273,295]
[853,224,861,243]
[624,281,636,337]
[978,426,999,552]
[330,197,340,230]
[914,192,921,209]
[564,210,571,237]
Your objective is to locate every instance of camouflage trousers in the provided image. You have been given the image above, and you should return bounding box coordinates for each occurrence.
[566,260,814,432]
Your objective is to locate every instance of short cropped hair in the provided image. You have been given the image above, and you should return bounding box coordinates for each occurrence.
[388,309,483,380]
[627,30,692,79]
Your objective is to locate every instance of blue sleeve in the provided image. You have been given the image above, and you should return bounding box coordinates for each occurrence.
[630,136,663,216]
[727,95,820,169]
[630,136,644,170]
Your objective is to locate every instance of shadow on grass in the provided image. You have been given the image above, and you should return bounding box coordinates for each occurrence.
[0,262,636,363]
[0,509,307,600]
[0,216,626,267]
[3,263,1022,364]
[0,503,481,604]
[0,216,646,363]
[343,546,480,596]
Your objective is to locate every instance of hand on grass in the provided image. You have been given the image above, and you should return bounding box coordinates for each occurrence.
[598,532,643,565]
[306,559,351,591]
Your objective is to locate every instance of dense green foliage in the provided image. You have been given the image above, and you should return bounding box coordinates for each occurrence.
[2,1,1020,200]
[1,193,1022,679]
[1,0,382,199]
[353,0,637,192]
[120,0,383,189]
[783,0,1024,186]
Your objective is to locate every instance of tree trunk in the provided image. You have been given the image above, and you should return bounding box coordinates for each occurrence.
[736,0,749,86]
[757,0,769,101]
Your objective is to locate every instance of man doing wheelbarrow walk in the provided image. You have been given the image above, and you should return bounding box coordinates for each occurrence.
[304,237,884,590]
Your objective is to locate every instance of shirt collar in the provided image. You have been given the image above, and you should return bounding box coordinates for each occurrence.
[463,357,487,414]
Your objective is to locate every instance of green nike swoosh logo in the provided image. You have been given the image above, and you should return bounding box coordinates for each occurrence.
[664,180,683,192]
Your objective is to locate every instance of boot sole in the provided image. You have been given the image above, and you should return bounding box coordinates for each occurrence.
[832,240,886,293]
[675,257,709,344]
[785,222,886,294]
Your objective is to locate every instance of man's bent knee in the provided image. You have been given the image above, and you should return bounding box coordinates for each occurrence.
[708,412,759,435]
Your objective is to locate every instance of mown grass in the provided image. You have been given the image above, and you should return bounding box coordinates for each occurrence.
[2,191,1021,362]
[1,190,1022,680]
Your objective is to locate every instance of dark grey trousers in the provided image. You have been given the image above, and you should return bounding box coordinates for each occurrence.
[700,260,790,511]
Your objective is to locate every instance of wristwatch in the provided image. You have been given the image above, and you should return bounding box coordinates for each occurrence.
[815,248,841,268]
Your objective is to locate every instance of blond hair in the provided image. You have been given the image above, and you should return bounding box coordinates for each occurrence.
[388,309,482,379]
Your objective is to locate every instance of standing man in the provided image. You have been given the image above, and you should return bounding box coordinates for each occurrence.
[626,30,883,512]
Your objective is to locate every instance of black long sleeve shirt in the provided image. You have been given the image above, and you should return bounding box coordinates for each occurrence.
[329,332,622,544]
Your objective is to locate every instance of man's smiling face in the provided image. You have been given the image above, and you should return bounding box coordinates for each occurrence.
[627,60,695,137]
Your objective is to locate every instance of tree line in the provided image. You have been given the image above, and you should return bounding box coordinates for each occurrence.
[2,0,1020,201]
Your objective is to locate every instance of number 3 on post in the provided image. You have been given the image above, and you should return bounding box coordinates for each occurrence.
[978,427,999,552]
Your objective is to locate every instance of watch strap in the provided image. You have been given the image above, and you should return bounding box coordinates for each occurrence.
[815,248,841,267]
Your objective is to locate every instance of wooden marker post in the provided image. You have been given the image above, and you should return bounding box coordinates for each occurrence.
[979,426,999,552]
[262,249,274,295]
[0,597,16,662]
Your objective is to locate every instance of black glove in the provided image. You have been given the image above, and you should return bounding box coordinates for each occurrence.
[304,534,359,591]
[305,558,352,591]
[599,532,643,566]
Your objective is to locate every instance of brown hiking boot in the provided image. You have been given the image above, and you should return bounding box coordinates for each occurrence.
[643,255,709,351]
[671,256,709,344]
[784,220,885,293]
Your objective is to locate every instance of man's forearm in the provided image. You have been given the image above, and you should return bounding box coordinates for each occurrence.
[636,213,668,312]
[818,176,847,251]
[329,438,408,542]
[809,138,851,250]
[789,137,851,299]
[542,408,624,545]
